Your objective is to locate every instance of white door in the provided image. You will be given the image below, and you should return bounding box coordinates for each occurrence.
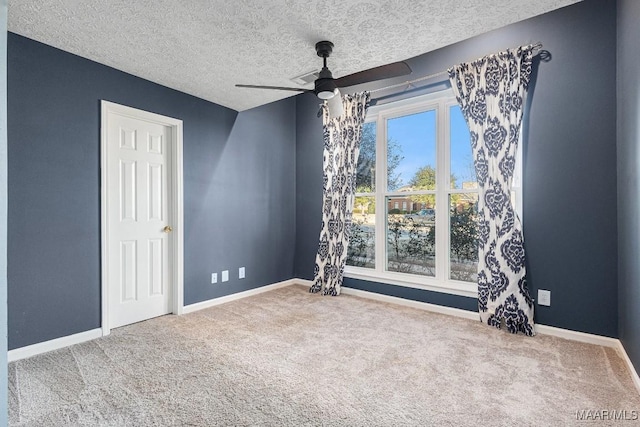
[106,111,172,328]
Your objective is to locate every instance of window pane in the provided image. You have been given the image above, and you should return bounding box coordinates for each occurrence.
[386,197,435,276]
[347,196,375,268]
[450,105,476,190]
[356,122,376,192]
[449,193,479,282]
[387,110,436,191]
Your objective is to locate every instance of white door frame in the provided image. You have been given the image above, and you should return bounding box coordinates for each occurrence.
[100,100,184,336]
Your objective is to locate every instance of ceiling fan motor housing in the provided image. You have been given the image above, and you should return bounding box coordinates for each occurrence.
[315,65,337,99]
[315,78,337,99]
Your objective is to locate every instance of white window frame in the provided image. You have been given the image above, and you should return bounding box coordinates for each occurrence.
[345,90,523,299]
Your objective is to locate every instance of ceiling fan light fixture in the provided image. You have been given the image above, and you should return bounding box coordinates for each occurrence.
[317,89,336,100]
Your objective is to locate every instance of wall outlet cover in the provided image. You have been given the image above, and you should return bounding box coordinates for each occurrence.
[211,273,217,284]
[222,270,229,282]
[239,267,245,279]
[538,289,551,306]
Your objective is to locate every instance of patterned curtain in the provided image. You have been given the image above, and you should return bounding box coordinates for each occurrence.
[448,46,535,335]
[310,92,371,296]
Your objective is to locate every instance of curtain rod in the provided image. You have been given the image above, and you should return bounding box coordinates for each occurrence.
[369,42,543,96]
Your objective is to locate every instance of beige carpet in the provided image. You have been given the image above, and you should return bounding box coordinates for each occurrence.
[8,285,640,426]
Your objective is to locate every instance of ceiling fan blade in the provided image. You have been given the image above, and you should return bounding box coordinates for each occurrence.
[235,84,312,93]
[335,61,411,88]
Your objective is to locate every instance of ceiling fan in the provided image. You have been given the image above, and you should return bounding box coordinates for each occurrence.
[236,41,411,118]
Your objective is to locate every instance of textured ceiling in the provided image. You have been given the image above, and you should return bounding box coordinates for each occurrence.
[8,0,581,112]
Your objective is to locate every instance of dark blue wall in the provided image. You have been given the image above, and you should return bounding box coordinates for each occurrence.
[616,0,640,375]
[7,33,296,349]
[294,0,619,337]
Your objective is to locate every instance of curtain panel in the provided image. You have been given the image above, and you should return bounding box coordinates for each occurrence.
[448,45,535,335]
[310,92,370,296]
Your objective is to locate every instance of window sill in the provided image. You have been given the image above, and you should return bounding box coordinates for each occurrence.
[344,267,478,299]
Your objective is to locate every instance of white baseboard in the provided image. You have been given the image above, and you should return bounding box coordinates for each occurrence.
[182,279,298,314]
[534,324,619,347]
[8,328,103,363]
[617,341,640,395]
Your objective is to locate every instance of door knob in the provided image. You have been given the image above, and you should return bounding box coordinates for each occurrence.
[163,225,173,233]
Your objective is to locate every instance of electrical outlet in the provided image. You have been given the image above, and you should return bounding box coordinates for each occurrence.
[211,273,217,284]
[239,267,245,279]
[222,270,229,282]
[538,289,551,306]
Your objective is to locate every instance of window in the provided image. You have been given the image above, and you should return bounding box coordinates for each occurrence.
[346,90,522,297]
[350,122,376,269]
